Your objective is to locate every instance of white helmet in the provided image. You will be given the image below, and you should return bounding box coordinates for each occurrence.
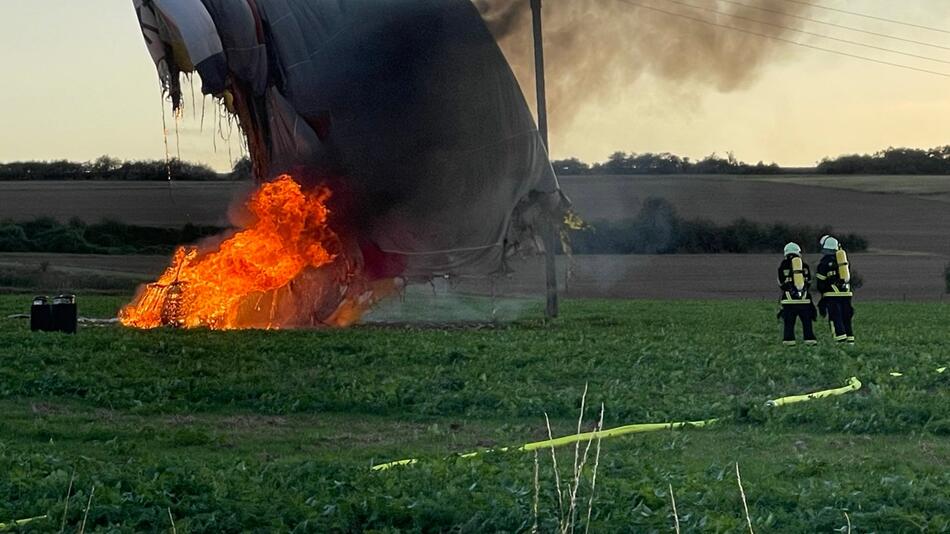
[783,242,802,256]
[819,235,833,249]
[822,236,840,252]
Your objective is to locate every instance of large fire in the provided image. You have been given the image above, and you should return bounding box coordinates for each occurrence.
[120,175,391,330]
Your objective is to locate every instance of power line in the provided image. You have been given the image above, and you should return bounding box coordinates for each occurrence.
[658,0,950,66]
[615,0,950,78]
[777,0,950,36]
[715,0,950,52]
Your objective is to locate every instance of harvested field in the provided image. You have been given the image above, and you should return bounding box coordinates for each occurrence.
[0,252,168,277]
[560,175,950,255]
[2,177,947,301]
[752,174,950,203]
[3,252,946,301]
[467,253,950,301]
[0,180,247,227]
[4,176,948,255]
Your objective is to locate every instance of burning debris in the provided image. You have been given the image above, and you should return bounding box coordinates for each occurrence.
[120,176,392,329]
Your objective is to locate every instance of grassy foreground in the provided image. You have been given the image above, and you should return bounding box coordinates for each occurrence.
[0,295,947,532]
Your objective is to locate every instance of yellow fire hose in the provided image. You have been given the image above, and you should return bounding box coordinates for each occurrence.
[520,419,719,451]
[764,376,862,407]
[372,418,719,471]
[373,376,870,472]
[0,515,47,531]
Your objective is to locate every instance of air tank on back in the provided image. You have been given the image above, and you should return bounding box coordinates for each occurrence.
[791,256,805,293]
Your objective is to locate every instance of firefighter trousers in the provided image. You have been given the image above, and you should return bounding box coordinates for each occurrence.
[782,303,816,344]
[825,297,855,342]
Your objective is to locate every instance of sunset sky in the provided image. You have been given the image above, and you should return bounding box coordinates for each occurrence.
[1,0,949,171]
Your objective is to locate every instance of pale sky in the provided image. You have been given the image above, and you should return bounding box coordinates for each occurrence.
[1,0,949,171]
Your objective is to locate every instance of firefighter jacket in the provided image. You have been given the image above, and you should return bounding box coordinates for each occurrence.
[815,254,853,297]
[777,256,813,304]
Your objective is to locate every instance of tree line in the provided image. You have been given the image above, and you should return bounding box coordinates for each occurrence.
[2,206,868,256]
[553,145,950,176]
[0,218,223,255]
[4,145,949,180]
[568,198,869,255]
[815,146,950,175]
[0,157,238,181]
[554,151,783,176]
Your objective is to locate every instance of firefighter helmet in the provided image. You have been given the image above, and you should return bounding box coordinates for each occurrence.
[783,242,802,256]
[822,236,839,253]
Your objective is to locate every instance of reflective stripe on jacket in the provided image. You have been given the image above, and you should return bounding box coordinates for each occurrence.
[778,256,813,304]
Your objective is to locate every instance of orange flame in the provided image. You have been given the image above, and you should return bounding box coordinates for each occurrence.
[119,175,385,330]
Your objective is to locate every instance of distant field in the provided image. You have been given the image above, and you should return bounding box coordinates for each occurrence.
[3,176,948,255]
[1,296,947,532]
[2,252,946,301]
[559,175,950,255]
[0,181,248,227]
[2,176,947,302]
[0,253,165,293]
[752,174,950,202]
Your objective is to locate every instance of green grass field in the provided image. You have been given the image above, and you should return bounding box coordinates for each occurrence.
[1,295,947,532]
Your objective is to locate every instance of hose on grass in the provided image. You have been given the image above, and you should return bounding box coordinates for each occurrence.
[0,515,48,531]
[372,419,718,471]
[372,376,866,471]
[764,376,862,407]
[374,367,948,471]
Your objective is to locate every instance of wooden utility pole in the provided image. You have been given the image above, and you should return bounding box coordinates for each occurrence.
[531,0,549,149]
[531,0,559,318]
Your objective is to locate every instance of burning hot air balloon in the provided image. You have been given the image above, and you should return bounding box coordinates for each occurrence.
[124,0,566,329]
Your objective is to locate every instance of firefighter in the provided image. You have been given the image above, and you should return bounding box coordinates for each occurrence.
[777,242,817,346]
[815,235,855,343]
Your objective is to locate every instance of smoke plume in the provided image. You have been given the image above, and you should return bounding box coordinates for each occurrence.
[475,0,810,133]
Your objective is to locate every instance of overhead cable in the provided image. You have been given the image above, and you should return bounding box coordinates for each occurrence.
[710,0,950,53]
[659,0,950,65]
[615,0,950,79]
[777,0,950,35]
